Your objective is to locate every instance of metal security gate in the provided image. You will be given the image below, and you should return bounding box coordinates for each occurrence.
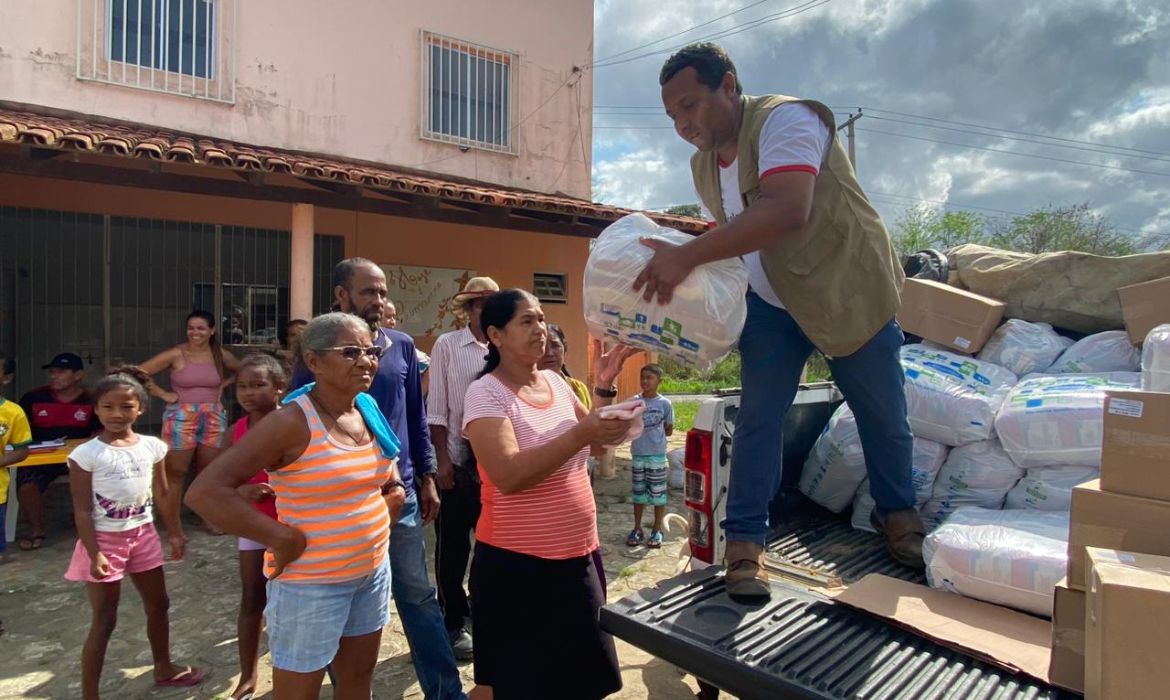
[1,206,342,428]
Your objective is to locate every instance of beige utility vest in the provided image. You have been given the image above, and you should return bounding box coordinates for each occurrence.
[692,94,904,357]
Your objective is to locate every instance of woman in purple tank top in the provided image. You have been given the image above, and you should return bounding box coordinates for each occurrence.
[140,310,241,556]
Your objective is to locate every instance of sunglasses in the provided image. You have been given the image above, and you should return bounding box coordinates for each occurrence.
[326,345,385,362]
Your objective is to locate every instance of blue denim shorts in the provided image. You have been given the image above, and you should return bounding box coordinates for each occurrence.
[264,553,391,672]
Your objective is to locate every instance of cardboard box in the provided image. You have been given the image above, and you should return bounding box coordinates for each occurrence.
[1068,480,1170,590]
[1048,578,1086,694]
[1084,548,1170,700]
[1101,391,1170,502]
[897,278,1006,353]
[1118,275,1170,345]
[832,574,1054,686]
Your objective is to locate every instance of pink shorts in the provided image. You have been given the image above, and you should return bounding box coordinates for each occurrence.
[64,523,165,583]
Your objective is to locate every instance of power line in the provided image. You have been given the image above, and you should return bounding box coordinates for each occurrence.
[590,0,780,66]
[856,127,1170,178]
[857,107,1170,159]
[864,114,1170,164]
[589,0,833,70]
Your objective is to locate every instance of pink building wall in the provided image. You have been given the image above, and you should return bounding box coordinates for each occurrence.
[0,0,595,199]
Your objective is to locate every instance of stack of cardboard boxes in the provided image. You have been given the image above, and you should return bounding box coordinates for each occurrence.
[1050,389,1170,698]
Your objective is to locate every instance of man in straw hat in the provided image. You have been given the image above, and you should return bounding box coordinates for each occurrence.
[427,276,499,659]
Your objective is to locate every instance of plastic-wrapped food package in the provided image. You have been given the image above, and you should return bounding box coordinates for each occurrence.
[800,404,948,514]
[1142,324,1170,392]
[900,345,1019,447]
[924,507,1069,616]
[583,213,749,370]
[976,320,1069,376]
[850,438,950,533]
[1003,465,1099,512]
[1048,330,1141,373]
[799,404,867,513]
[667,447,686,490]
[919,440,1024,529]
[994,372,1142,468]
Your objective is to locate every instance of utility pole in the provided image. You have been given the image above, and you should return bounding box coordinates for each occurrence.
[839,109,863,171]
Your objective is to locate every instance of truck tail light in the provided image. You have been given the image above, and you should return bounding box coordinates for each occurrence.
[685,428,714,564]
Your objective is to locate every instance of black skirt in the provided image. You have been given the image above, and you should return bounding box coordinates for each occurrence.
[470,541,622,699]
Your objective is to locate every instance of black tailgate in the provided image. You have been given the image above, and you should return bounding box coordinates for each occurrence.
[602,512,1079,700]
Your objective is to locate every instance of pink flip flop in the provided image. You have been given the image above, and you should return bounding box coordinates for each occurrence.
[155,666,206,688]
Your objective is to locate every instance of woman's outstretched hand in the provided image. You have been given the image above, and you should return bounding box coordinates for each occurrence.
[590,338,641,389]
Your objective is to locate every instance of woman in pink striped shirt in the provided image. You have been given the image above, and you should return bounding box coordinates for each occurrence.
[463,289,638,699]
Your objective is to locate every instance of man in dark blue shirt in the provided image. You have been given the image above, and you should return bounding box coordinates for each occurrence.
[293,258,465,699]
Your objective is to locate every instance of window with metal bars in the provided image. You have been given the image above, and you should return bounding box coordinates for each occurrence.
[421,31,518,154]
[532,273,568,304]
[78,0,236,103]
[108,0,215,79]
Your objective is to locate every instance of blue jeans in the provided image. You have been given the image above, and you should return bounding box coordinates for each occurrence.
[723,292,916,545]
[390,494,467,699]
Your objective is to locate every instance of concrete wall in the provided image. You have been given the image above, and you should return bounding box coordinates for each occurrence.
[0,0,594,198]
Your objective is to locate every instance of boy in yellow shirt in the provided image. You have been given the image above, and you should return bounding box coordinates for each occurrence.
[1,352,34,560]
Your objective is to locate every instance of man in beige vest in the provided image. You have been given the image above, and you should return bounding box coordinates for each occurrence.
[633,43,923,599]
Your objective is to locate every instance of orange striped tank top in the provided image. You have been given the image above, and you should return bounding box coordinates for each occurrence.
[264,393,394,583]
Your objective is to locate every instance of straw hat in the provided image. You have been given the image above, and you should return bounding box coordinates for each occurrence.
[450,276,500,314]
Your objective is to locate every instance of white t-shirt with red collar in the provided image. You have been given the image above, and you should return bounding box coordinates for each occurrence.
[699,102,831,309]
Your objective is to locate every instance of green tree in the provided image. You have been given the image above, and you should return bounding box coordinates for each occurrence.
[664,203,703,218]
[988,203,1138,256]
[890,205,988,255]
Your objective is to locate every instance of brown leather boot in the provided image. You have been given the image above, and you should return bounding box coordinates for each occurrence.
[870,508,926,569]
[724,540,770,599]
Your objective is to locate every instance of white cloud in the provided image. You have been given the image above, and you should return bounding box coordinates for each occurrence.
[590,0,1170,245]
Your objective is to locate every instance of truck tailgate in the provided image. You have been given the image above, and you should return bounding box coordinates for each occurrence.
[601,511,1079,700]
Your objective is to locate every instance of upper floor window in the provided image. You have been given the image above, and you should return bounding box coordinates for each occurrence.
[420,31,519,155]
[77,0,237,103]
[109,0,215,79]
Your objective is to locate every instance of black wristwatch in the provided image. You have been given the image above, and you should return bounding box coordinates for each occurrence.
[383,478,407,494]
[593,385,618,398]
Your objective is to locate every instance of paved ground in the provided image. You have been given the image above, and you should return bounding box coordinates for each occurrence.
[0,436,706,699]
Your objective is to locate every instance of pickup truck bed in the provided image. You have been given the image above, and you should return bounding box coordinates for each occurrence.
[602,504,1078,699]
[602,379,1079,700]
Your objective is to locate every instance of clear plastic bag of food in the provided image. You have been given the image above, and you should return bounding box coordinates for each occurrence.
[584,213,749,370]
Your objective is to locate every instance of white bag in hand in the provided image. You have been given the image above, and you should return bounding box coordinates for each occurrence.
[994,372,1141,468]
[901,345,1018,447]
[584,213,749,370]
[1048,330,1140,373]
[1142,324,1170,392]
[925,507,1069,616]
[976,320,1069,376]
[919,440,1023,529]
[1004,465,1099,512]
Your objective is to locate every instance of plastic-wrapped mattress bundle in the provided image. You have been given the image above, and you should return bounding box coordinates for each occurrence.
[919,440,1024,529]
[850,438,950,533]
[976,320,1069,376]
[1048,330,1141,373]
[994,372,1142,468]
[1142,324,1170,392]
[1003,465,1099,511]
[924,507,1069,617]
[900,345,1019,447]
[583,213,749,370]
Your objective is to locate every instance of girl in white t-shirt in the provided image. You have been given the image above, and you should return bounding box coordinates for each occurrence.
[64,367,205,698]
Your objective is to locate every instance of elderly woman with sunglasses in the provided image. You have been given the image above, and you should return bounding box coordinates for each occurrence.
[187,313,406,700]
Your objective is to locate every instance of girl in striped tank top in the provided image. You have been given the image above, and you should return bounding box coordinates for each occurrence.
[187,314,407,699]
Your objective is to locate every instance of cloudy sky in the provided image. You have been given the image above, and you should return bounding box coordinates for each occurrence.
[588,0,1170,249]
